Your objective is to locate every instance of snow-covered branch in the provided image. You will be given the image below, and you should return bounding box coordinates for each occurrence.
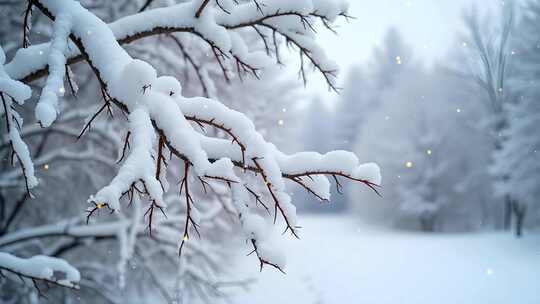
[9,0,348,91]
[0,252,80,290]
[1,0,381,293]
[0,47,38,193]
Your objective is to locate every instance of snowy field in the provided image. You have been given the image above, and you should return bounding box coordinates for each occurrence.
[231,215,540,304]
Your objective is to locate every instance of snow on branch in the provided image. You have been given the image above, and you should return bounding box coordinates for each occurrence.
[2,0,380,279]
[90,107,163,212]
[0,210,229,298]
[35,11,72,127]
[8,0,349,92]
[0,46,38,193]
[0,252,80,290]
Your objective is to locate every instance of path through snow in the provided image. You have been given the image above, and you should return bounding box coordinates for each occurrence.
[231,215,540,304]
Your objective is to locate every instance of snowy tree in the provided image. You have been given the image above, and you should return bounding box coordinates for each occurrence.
[334,67,366,151]
[335,28,412,153]
[350,45,494,231]
[330,29,412,212]
[457,4,517,231]
[493,0,540,237]
[494,99,540,237]
[368,27,413,92]
[334,28,415,155]
[302,96,334,154]
[347,55,430,228]
[396,121,446,232]
[0,0,381,301]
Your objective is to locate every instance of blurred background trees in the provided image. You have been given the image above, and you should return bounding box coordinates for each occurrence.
[301,0,540,236]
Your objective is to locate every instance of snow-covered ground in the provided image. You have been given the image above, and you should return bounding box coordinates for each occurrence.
[231,215,540,304]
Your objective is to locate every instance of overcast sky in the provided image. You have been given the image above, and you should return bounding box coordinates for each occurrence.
[307,0,503,99]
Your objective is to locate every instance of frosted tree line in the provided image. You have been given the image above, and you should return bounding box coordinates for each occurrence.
[492,0,540,237]
[0,0,382,303]
[322,1,539,235]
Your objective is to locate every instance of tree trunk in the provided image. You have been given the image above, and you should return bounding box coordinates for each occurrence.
[503,195,512,231]
[420,216,435,232]
[512,202,526,238]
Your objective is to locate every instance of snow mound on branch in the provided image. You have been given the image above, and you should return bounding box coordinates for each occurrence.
[277,150,382,185]
[205,158,239,182]
[36,12,72,127]
[155,75,182,97]
[0,48,31,103]
[257,242,287,270]
[0,79,31,104]
[0,46,38,189]
[0,252,80,288]
[243,214,270,242]
[111,59,157,107]
[312,0,350,21]
[91,108,163,211]
[294,174,332,201]
[354,162,382,185]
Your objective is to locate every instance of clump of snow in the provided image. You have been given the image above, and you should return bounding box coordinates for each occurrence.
[353,162,382,185]
[111,59,157,108]
[0,252,80,289]
[0,47,32,102]
[277,150,381,185]
[6,117,39,189]
[91,108,162,211]
[242,214,270,242]
[0,46,38,189]
[311,0,349,21]
[257,241,287,270]
[36,12,72,127]
[293,174,332,201]
[205,158,239,182]
[155,75,182,96]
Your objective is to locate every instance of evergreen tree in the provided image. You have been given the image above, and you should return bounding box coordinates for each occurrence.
[494,0,540,237]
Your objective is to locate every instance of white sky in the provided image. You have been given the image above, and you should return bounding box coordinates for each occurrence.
[307,0,503,99]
